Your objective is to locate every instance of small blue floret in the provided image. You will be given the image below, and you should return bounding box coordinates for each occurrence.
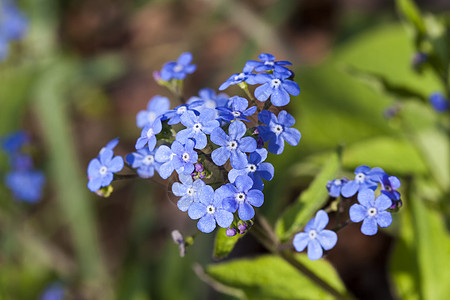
[257,110,301,155]
[293,210,337,260]
[349,189,393,236]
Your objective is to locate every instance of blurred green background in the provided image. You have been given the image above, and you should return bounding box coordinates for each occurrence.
[1,0,449,299]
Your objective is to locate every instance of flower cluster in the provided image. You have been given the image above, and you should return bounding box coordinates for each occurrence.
[0,0,27,60]
[1,131,45,203]
[293,165,401,260]
[87,52,301,235]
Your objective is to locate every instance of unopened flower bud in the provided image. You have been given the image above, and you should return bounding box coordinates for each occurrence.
[226,228,237,237]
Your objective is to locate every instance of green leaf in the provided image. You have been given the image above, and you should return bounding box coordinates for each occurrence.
[275,153,340,241]
[343,65,426,102]
[415,128,450,190]
[213,228,244,260]
[407,183,450,300]
[203,254,347,300]
[342,136,428,175]
[396,0,426,48]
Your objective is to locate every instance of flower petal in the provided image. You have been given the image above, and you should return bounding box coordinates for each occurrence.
[211,147,230,166]
[254,84,272,102]
[376,211,392,228]
[375,194,393,211]
[293,232,309,252]
[238,202,255,221]
[197,214,216,233]
[188,202,206,220]
[317,230,337,251]
[228,120,246,140]
[349,204,367,223]
[341,180,359,198]
[246,190,264,207]
[307,239,323,261]
[210,127,228,146]
[214,210,234,228]
[313,210,329,231]
[358,189,375,207]
[361,217,378,236]
[234,175,253,192]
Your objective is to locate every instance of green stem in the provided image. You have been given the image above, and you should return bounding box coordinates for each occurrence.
[262,99,272,111]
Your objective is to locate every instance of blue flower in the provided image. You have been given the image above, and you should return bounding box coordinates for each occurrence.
[218,96,257,122]
[210,120,257,169]
[172,174,205,212]
[136,95,170,128]
[379,173,401,207]
[164,102,202,125]
[252,72,300,106]
[126,148,160,178]
[0,0,27,60]
[349,189,393,236]
[39,282,64,300]
[5,169,45,203]
[228,148,274,191]
[246,53,292,74]
[1,130,29,156]
[218,63,256,91]
[188,185,234,233]
[293,210,337,261]
[135,119,162,151]
[326,178,349,198]
[176,108,220,149]
[160,52,196,81]
[429,92,449,112]
[341,166,384,198]
[257,110,301,155]
[155,140,198,179]
[216,175,264,221]
[87,143,124,192]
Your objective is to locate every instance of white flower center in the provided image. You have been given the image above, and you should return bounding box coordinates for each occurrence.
[234,73,245,81]
[147,128,154,139]
[99,166,108,175]
[232,111,241,117]
[143,155,154,165]
[271,79,281,88]
[147,112,156,123]
[176,106,187,114]
[173,64,183,72]
[246,164,257,173]
[308,230,318,239]
[193,123,202,132]
[355,173,366,183]
[186,187,194,196]
[368,207,377,216]
[235,192,246,203]
[335,179,342,185]
[227,140,238,150]
[264,61,274,66]
[206,205,215,214]
[182,152,190,162]
[272,124,283,134]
